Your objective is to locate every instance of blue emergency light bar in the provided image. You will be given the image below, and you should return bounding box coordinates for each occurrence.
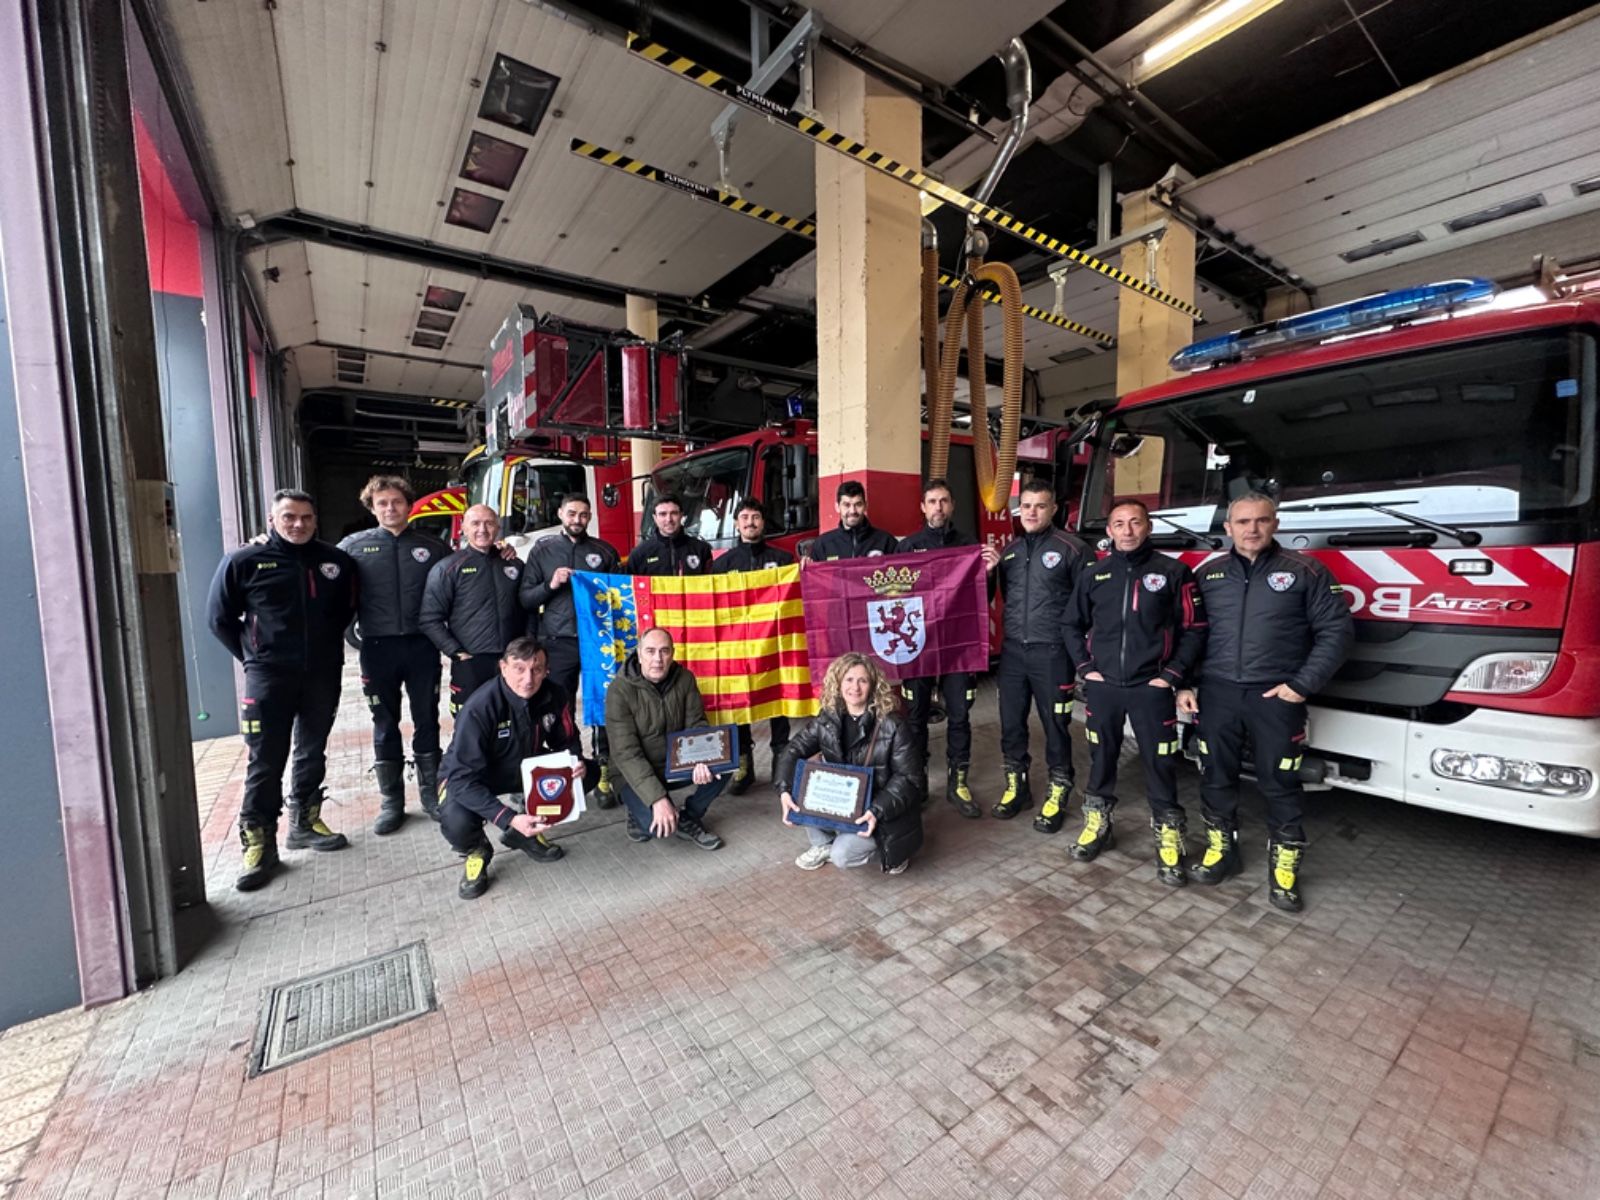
[1170,277,1499,372]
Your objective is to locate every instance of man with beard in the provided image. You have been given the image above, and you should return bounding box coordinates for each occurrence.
[809,480,897,561]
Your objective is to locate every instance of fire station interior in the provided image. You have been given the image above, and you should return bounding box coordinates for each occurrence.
[4,0,1600,1194]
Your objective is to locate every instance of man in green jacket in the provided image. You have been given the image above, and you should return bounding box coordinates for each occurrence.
[605,626,729,850]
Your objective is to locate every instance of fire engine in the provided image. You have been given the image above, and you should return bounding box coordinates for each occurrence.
[1072,267,1600,835]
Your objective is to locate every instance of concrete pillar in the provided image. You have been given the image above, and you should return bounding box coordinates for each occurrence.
[625,294,661,522]
[812,55,923,534]
[1113,193,1197,498]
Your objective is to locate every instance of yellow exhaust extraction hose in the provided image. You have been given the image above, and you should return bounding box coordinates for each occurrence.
[926,253,1025,513]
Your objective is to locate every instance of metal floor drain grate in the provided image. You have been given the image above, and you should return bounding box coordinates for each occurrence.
[249,941,435,1076]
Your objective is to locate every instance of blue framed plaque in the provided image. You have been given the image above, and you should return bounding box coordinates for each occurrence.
[664,725,740,781]
[788,759,874,834]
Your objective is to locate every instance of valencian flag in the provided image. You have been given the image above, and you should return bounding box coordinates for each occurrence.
[573,565,818,726]
[801,546,989,681]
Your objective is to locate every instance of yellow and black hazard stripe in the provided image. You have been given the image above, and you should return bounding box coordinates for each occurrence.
[626,33,1203,323]
[570,139,816,237]
[570,136,1115,346]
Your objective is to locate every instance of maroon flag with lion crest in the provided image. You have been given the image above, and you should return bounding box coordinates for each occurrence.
[800,546,989,683]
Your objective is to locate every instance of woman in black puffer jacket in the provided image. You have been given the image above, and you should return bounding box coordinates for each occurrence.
[775,652,924,874]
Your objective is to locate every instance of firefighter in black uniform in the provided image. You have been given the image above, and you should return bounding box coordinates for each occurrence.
[1065,499,1208,883]
[896,478,1000,817]
[626,493,713,576]
[711,499,795,792]
[439,638,596,898]
[206,488,355,890]
[420,504,527,715]
[519,492,621,802]
[1177,493,1353,911]
[994,479,1090,825]
[337,475,450,833]
[808,480,898,561]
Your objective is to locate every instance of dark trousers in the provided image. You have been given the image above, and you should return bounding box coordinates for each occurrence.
[439,798,495,854]
[448,654,500,715]
[239,663,343,828]
[734,718,790,757]
[998,644,1075,779]
[360,634,441,759]
[902,673,973,770]
[546,636,607,757]
[1082,680,1181,815]
[620,777,725,831]
[1196,681,1308,840]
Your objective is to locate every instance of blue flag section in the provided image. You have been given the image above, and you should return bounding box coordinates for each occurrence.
[574,571,638,726]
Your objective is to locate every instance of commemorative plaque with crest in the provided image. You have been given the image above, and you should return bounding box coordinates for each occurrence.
[863,564,925,669]
[788,760,874,833]
[665,725,740,781]
[518,751,585,826]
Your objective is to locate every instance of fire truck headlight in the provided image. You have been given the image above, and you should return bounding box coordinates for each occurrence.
[1430,750,1592,796]
[1451,652,1555,694]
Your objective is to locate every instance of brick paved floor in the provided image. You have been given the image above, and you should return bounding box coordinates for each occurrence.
[4,665,1600,1198]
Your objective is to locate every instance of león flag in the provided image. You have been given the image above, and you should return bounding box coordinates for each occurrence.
[573,565,818,726]
[801,546,989,681]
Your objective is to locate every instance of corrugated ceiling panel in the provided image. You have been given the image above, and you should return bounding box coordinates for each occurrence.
[804,0,1062,86]
[246,242,316,349]
[159,0,294,214]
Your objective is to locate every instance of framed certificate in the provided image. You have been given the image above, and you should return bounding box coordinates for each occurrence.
[665,725,740,781]
[788,759,874,834]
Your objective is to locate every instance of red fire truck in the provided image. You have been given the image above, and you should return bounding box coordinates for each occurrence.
[1076,271,1600,835]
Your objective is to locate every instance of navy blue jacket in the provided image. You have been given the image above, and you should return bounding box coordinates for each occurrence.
[337,525,449,638]
[206,532,356,669]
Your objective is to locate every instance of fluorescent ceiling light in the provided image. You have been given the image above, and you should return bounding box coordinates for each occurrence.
[1139,0,1285,77]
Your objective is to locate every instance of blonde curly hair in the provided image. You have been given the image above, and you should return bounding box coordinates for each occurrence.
[818,653,901,721]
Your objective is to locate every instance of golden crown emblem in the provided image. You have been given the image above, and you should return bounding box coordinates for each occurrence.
[862,564,921,597]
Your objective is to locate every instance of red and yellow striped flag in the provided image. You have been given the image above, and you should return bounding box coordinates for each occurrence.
[574,564,817,724]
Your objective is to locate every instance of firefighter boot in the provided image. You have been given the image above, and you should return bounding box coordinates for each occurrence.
[594,761,618,810]
[1069,797,1115,861]
[768,742,789,788]
[1190,815,1240,885]
[991,764,1032,819]
[414,751,443,822]
[236,825,280,892]
[728,750,755,796]
[1153,810,1188,887]
[1268,839,1306,912]
[501,827,566,863]
[286,794,350,851]
[458,843,492,900]
[947,764,981,820]
[1033,773,1072,834]
[372,760,406,836]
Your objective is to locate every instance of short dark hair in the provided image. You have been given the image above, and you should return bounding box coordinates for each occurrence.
[501,637,547,664]
[559,492,592,510]
[653,493,682,512]
[1019,479,1054,501]
[835,480,866,503]
[1108,498,1150,520]
[272,488,315,510]
[735,499,766,519]
[359,474,414,509]
[922,477,953,500]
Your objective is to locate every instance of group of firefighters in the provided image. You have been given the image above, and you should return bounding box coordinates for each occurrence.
[206,467,1352,911]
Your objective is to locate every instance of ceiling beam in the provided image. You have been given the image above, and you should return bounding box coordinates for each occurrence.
[248,211,723,322]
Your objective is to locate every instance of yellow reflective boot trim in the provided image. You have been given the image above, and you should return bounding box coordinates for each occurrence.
[1273,846,1302,890]
[1201,827,1228,868]
[1042,780,1068,818]
[241,827,268,869]
[464,847,488,883]
[1077,809,1108,847]
[1158,825,1184,868]
[999,770,1023,806]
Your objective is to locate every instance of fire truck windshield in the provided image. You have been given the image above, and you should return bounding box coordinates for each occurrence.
[464,455,587,535]
[1086,329,1596,539]
[645,446,752,545]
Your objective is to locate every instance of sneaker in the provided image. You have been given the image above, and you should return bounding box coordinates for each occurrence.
[887,860,909,875]
[1191,818,1240,885]
[1268,839,1306,912]
[947,765,981,819]
[625,815,651,843]
[795,844,832,871]
[675,817,723,851]
[1069,801,1115,861]
[1033,775,1072,833]
[594,762,618,810]
[991,765,1031,820]
[458,844,492,899]
[235,825,279,892]
[285,799,349,851]
[500,828,565,863]
[1153,811,1188,887]
[728,752,754,796]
